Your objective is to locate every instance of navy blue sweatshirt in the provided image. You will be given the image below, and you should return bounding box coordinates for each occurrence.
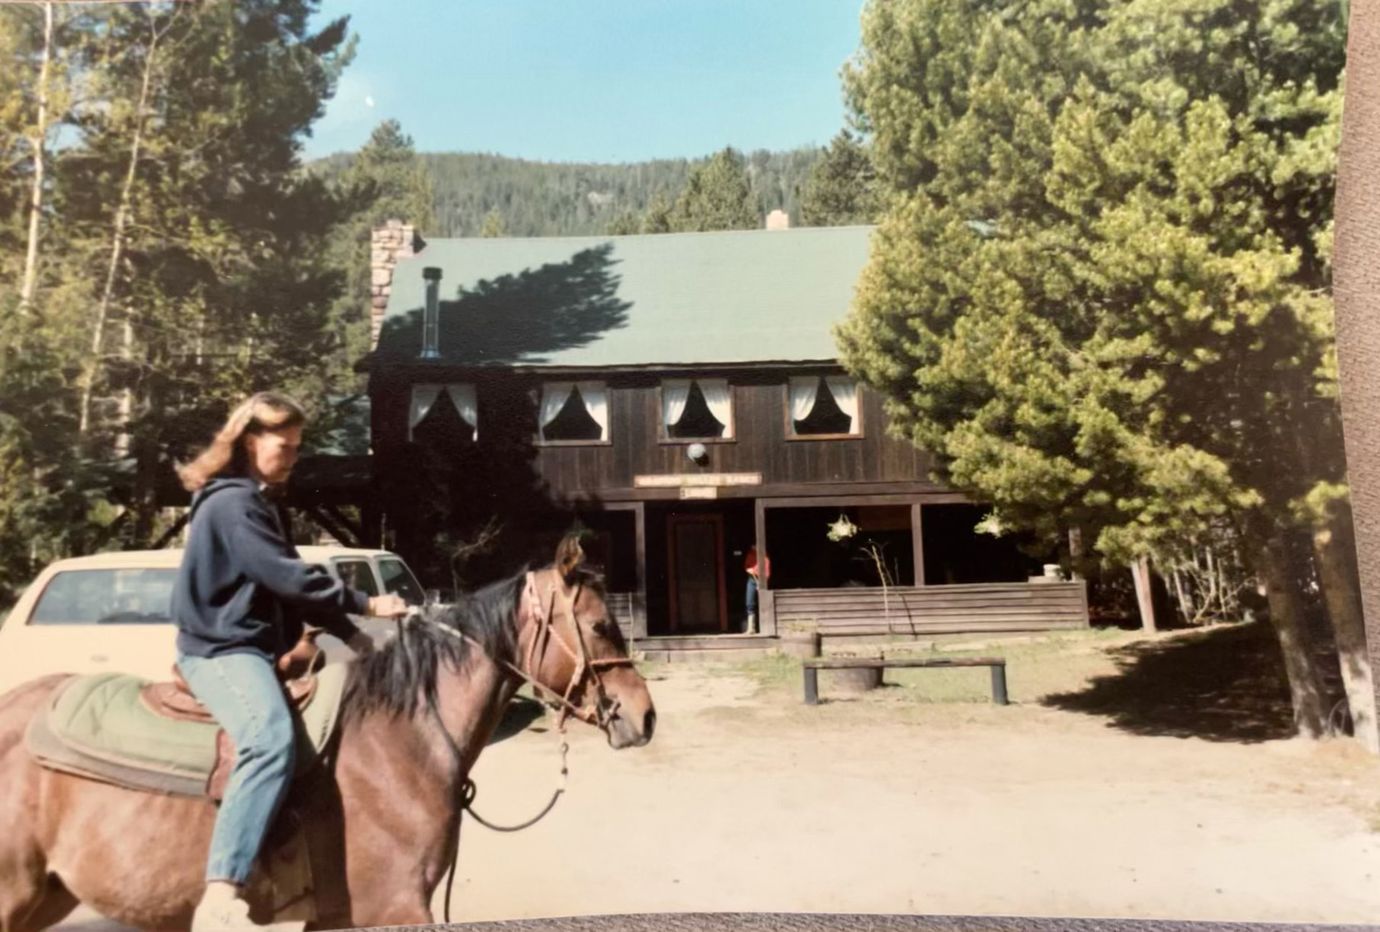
[171,476,367,661]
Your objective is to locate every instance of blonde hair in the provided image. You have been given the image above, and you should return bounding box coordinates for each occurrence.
[177,392,307,492]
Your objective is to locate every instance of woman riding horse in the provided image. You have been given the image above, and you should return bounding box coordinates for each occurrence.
[0,535,653,929]
[171,392,407,931]
[0,397,654,930]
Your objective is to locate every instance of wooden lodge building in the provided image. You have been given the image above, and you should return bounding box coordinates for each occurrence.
[364,220,1089,653]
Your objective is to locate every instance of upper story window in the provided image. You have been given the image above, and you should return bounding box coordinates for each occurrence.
[410,383,478,442]
[662,378,733,440]
[789,376,860,437]
[539,381,609,443]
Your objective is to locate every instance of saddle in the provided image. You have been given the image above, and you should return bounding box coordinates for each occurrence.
[140,628,325,726]
[24,631,345,926]
[25,629,348,801]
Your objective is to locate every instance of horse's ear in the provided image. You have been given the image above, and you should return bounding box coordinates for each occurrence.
[554,533,585,580]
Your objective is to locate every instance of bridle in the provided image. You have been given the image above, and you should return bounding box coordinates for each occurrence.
[512,569,638,730]
[404,568,640,922]
[405,568,639,731]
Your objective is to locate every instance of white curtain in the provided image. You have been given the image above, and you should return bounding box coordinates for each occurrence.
[698,379,733,438]
[446,383,478,439]
[789,376,821,423]
[539,382,573,440]
[662,379,692,430]
[824,376,859,434]
[579,381,609,440]
[408,384,442,441]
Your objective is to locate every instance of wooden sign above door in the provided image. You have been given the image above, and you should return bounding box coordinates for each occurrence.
[634,472,761,488]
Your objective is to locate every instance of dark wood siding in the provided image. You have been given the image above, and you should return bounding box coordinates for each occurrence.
[372,370,938,499]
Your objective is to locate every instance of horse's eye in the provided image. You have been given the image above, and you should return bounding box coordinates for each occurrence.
[591,620,616,638]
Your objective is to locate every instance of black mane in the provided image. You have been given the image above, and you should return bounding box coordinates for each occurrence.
[342,571,525,721]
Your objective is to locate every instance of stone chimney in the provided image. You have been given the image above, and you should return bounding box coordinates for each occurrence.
[765,209,791,231]
[370,219,423,349]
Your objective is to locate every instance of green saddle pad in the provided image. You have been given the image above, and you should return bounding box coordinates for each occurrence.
[26,663,349,797]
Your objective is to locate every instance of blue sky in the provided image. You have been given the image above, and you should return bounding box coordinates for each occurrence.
[306,1,865,163]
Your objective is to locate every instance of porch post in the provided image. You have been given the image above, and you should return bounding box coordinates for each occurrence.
[632,501,648,640]
[754,497,774,635]
[911,501,926,586]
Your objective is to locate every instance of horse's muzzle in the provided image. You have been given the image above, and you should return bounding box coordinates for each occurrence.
[607,706,655,749]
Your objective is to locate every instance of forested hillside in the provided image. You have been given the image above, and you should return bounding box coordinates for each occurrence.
[313,147,822,236]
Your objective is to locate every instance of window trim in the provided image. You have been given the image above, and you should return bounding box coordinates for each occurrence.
[409,383,479,442]
[657,378,737,445]
[782,377,865,441]
[537,437,615,448]
[535,380,611,446]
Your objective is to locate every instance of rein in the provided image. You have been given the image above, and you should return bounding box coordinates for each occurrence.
[401,570,636,922]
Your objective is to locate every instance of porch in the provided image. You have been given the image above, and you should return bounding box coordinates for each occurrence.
[606,580,1090,660]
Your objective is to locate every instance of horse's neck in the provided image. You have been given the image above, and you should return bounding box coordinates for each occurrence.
[431,648,521,777]
[346,593,532,797]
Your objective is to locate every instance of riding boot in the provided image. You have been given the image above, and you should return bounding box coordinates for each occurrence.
[745,612,757,635]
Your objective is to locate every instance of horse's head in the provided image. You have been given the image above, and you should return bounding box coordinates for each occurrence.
[518,535,655,749]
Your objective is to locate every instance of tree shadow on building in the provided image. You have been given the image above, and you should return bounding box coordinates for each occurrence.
[375,242,632,365]
[373,243,632,588]
[1041,621,1297,743]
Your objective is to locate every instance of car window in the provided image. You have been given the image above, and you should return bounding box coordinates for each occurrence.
[29,569,177,625]
[378,558,424,603]
[334,559,379,596]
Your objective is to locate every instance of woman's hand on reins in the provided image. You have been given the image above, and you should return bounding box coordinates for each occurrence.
[366,594,408,619]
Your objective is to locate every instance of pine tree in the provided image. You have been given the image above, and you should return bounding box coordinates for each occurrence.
[0,0,364,591]
[37,0,359,541]
[342,119,436,232]
[327,118,437,398]
[605,210,640,236]
[800,130,879,226]
[641,193,673,234]
[668,146,759,232]
[0,2,114,599]
[479,207,506,237]
[838,0,1352,737]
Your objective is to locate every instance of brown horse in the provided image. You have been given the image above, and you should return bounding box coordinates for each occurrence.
[0,543,655,931]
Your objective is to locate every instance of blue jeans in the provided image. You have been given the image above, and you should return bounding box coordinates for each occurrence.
[177,652,297,886]
[746,576,758,615]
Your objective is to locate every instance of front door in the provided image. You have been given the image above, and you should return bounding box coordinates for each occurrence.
[667,514,727,632]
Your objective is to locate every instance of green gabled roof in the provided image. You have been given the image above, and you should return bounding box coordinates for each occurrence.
[372,225,874,369]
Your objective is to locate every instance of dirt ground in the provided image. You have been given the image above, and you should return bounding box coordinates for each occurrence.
[56,624,1380,928]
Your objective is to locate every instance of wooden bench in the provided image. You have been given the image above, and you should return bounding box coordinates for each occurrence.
[801,656,1009,706]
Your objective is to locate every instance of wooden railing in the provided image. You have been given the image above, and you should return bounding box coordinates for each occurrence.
[604,591,646,640]
[769,580,1089,637]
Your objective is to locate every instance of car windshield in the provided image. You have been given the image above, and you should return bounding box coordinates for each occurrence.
[30,568,177,625]
[378,558,425,603]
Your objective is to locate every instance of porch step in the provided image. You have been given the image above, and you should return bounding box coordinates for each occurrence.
[634,634,777,651]
[633,634,778,663]
[637,646,777,664]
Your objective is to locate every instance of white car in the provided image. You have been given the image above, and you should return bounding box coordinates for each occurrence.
[0,546,426,695]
